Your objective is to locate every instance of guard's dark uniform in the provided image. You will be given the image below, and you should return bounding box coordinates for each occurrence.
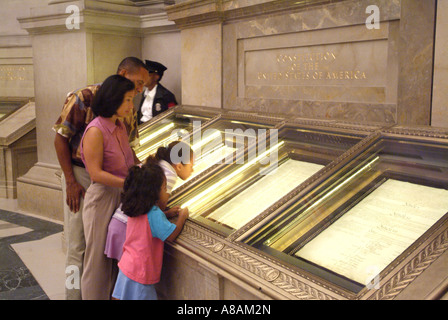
[137,60,178,125]
[137,84,177,124]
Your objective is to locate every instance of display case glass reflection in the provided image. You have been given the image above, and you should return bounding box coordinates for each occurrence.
[169,117,278,204]
[170,123,366,236]
[243,134,448,293]
[135,109,215,162]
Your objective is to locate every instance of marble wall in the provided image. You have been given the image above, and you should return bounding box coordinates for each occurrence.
[4,0,447,221]
[142,31,182,105]
[181,23,222,108]
[0,0,36,98]
[168,0,437,126]
[432,0,448,127]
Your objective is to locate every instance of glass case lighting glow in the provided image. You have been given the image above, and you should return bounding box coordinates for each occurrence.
[182,141,285,212]
[265,156,380,249]
[139,123,175,145]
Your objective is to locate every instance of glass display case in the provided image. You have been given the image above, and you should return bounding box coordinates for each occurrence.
[0,98,30,122]
[135,105,220,161]
[241,130,448,294]
[169,117,372,237]
[168,113,282,205]
[170,114,281,192]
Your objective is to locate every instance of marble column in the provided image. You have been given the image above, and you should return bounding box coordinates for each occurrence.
[167,0,223,108]
[17,0,143,220]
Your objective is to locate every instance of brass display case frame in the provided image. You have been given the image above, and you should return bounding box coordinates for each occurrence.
[135,105,222,162]
[168,111,378,237]
[232,126,448,300]
[139,108,448,299]
[168,109,285,200]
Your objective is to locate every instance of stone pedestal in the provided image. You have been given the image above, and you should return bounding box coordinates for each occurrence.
[0,101,37,199]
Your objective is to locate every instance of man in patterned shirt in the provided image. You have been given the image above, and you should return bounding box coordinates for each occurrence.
[53,57,149,300]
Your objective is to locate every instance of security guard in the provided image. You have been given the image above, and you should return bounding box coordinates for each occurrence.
[137,60,178,124]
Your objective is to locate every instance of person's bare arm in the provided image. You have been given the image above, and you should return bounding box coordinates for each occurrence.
[166,208,189,242]
[132,148,141,165]
[82,127,125,188]
[54,133,85,213]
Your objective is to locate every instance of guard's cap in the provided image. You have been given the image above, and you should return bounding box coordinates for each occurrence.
[145,60,167,76]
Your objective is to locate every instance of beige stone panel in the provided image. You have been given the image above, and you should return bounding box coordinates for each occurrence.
[90,33,141,84]
[396,0,436,125]
[0,46,34,98]
[181,24,222,108]
[0,148,5,198]
[0,0,38,36]
[142,31,182,104]
[244,38,389,104]
[157,241,273,300]
[17,163,63,221]
[0,64,34,98]
[396,249,448,300]
[431,0,448,128]
[32,31,88,166]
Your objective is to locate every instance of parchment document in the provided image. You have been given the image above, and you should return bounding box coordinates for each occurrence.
[295,179,448,285]
[207,159,324,229]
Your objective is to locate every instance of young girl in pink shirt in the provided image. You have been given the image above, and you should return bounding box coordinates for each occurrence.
[112,163,189,300]
[104,141,194,261]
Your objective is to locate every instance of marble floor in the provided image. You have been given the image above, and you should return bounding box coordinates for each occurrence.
[0,199,65,300]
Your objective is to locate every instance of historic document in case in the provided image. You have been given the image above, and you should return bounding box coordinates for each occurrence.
[295,179,448,285]
[207,159,324,229]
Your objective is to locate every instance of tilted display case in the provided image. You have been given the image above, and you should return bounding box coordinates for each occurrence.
[168,111,283,193]
[140,109,448,299]
[237,126,448,299]
[0,99,37,199]
[169,115,374,237]
[134,105,221,162]
[0,98,31,121]
[152,111,395,300]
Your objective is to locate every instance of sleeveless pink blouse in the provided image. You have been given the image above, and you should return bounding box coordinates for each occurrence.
[81,116,134,179]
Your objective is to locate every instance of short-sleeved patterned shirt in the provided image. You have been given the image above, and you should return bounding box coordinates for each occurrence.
[53,84,139,167]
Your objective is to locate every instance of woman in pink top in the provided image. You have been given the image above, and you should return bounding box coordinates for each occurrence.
[80,74,138,300]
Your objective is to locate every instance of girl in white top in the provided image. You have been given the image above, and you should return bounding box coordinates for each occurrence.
[104,141,194,261]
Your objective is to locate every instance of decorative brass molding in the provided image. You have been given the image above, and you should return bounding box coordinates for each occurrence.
[382,125,448,139]
[178,221,346,300]
[230,131,382,242]
[365,223,448,300]
[177,211,448,300]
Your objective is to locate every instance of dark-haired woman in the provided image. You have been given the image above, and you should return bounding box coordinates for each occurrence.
[80,74,138,300]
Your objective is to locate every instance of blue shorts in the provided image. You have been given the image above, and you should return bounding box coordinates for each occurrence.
[112,270,158,300]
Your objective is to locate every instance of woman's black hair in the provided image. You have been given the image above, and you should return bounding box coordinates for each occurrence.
[91,74,135,118]
[145,140,193,165]
[120,164,166,218]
